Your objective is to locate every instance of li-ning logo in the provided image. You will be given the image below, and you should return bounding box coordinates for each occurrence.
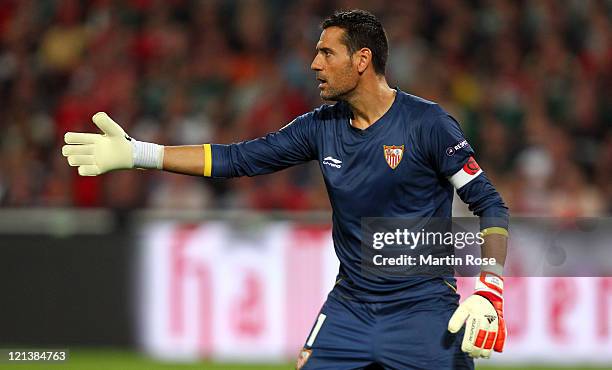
[323,156,342,168]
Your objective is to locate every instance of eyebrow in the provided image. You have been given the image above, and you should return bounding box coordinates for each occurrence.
[316,46,334,53]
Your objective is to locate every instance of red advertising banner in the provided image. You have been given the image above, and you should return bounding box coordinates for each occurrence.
[137,222,612,365]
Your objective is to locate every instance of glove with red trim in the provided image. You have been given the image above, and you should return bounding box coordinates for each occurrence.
[448,271,506,358]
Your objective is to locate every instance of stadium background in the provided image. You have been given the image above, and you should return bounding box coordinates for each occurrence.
[0,0,611,369]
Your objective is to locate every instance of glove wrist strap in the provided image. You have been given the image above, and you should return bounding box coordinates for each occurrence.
[132,140,164,169]
[475,271,504,298]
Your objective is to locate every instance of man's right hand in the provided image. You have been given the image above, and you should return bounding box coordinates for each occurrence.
[62,112,134,176]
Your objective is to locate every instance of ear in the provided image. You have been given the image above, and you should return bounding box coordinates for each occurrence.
[355,48,372,74]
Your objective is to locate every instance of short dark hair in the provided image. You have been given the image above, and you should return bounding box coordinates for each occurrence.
[321,9,388,75]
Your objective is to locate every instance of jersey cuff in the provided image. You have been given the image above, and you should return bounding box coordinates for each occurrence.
[481,227,509,237]
[203,144,212,177]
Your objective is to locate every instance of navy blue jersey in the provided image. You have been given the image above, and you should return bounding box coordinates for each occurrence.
[210,89,508,301]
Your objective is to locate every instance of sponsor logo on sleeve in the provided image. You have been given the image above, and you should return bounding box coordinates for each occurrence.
[446,139,469,156]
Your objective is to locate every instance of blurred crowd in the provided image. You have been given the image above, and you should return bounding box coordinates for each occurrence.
[0,0,610,216]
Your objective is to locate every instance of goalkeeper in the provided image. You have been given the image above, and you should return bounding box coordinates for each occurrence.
[63,9,508,370]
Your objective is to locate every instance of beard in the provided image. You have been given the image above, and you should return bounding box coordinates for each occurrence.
[318,64,359,101]
[319,81,357,101]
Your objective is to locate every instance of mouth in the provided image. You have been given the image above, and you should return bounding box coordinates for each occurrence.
[317,77,327,88]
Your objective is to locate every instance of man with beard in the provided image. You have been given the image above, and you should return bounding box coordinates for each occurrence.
[63,9,508,369]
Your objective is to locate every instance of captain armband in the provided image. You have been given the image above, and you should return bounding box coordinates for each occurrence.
[448,156,483,189]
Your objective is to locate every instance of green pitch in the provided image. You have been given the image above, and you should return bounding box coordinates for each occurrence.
[0,349,609,370]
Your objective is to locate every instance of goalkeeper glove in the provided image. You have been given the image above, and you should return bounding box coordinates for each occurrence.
[448,271,506,358]
[62,112,164,176]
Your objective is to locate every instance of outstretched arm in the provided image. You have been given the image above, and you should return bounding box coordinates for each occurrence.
[163,145,207,176]
[62,112,317,177]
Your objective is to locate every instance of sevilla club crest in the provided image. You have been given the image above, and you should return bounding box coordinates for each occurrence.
[384,145,404,169]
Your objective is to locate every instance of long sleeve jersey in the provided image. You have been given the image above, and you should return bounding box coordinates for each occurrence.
[208,89,508,302]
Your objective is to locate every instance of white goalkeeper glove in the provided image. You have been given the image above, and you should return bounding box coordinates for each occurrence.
[62,112,164,176]
[448,271,507,359]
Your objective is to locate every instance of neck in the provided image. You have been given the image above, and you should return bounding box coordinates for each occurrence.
[346,76,395,130]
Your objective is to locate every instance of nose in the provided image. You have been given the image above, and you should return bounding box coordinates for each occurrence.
[311,54,322,71]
